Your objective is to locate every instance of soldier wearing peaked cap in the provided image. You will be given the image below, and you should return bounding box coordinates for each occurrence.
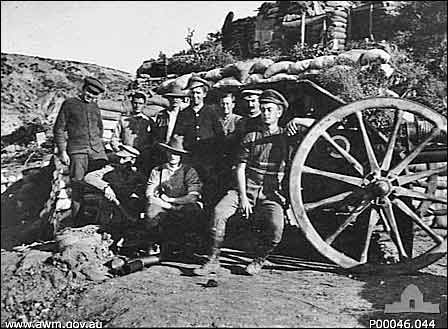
[54,76,108,218]
[235,88,264,140]
[194,89,311,277]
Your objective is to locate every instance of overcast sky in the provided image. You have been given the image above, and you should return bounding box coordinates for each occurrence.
[1,1,266,74]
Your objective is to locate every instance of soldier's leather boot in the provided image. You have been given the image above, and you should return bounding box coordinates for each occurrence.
[193,247,221,276]
[244,256,268,276]
[244,239,276,276]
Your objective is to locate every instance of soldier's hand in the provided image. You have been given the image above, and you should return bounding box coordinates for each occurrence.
[239,196,252,219]
[286,118,315,136]
[160,194,174,203]
[59,151,70,166]
[104,186,117,202]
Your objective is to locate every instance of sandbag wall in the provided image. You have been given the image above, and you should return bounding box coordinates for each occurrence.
[97,99,131,145]
[326,2,351,51]
[180,48,392,90]
[224,1,406,57]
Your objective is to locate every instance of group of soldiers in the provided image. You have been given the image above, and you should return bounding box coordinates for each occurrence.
[53,75,312,276]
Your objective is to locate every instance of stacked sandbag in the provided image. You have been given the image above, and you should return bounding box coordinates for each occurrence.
[204,68,223,82]
[288,59,313,74]
[39,155,72,235]
[144,93,170,118]
[336,48,391,67]
[213,77,243,88]
[97,99,128,143]
[264,61,295,78]
[326,1,351,51]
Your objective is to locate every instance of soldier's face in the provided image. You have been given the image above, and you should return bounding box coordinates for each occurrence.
[220,95,235,118]
[191,87,206,106]
[260,103,282,125]
[132,97,146,114]
[244,95,260,118]
[82,88,99,103]
[119,156,135,165]
[169,97,189,112]
[167,152,181,166]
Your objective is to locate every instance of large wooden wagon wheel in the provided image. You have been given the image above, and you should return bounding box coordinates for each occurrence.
[289,97,447,274]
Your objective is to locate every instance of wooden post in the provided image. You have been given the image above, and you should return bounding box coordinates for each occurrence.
[369,3,374,41]
[301,11,306,48]
[347,7,351,45]
[322,17,327,47]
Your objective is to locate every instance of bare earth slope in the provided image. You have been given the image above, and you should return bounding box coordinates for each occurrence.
[1,52,133,137]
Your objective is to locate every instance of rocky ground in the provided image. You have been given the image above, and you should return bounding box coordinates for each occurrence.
[1,171,446,328]
[1,231,446,328]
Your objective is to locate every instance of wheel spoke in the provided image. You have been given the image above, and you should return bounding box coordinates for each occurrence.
[393,186,447,204]
[380,198,409,259]
[397,165,447,186]
[381,110,403,171]
[304,191,353,211]
[360,207,380,263]
[325,201,371,245]
[303,166,364,187]
[389,128,441,176]
[355,111,380,172]
[392,198,444,244]
[321,132,364,175]
[379,208,391,232]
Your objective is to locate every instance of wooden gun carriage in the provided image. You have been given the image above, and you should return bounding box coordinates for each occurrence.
[240,78,446,275]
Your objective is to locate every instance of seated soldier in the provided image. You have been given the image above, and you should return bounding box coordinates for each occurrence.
[83,145,146,217]
[194,89,310,277]
[145,135,205,257]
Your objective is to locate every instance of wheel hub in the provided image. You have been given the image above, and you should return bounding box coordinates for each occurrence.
[365,176,393,197]
[374,180,392,196]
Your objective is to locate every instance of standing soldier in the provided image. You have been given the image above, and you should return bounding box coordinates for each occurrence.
[53,76,107,217]
[217,91,243,195]
[156,85,191,144]
[236,88,263,138]
[110,91,155,176]
[173,76,225,205]
[219,91,242,138]
[110,91,154,152]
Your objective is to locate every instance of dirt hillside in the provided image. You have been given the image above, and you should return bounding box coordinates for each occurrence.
[1,52,133,137]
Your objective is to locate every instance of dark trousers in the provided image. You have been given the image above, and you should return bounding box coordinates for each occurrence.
[145,203,205,244]
[69,149,107,216]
